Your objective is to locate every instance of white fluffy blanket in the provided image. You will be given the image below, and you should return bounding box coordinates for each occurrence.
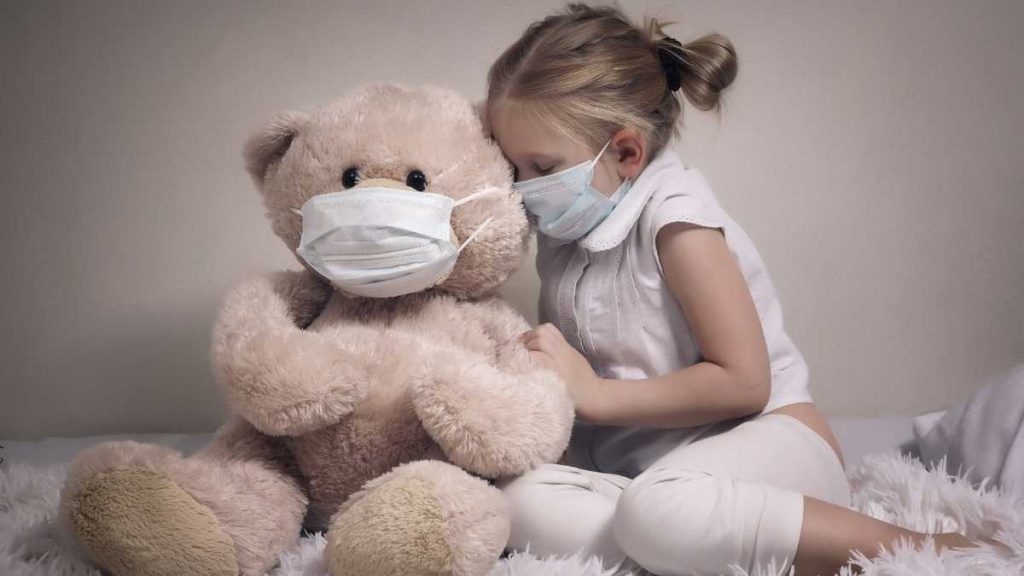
[1,451,1021,576]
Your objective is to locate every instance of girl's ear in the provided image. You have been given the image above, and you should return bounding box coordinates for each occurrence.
[242,110,309,187]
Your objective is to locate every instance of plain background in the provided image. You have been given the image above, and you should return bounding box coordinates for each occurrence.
[1,0,1021,440]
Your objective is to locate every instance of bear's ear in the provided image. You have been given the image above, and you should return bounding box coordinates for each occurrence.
[242,110,309,186]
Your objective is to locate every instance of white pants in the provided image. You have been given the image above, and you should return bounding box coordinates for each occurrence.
[497,413,851,576]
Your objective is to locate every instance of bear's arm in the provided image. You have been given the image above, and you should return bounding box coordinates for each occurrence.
[409,297,575,478]
[209,270,369,436]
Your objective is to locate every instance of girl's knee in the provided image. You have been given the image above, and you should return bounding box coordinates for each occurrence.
[497,462,599,497]
[613,466,802,576]
[498,464,619,557]
[498,463,570,499]
[613,467,729,568]
[497,470,549,527]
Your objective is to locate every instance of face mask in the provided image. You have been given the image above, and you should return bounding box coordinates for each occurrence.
[289,186,499,298]
[513,138,632,242]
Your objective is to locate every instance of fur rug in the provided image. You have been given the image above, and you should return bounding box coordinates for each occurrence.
[1,451,1021,576]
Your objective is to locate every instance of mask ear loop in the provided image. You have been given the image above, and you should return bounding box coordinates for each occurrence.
[590,138,614,170]
[458,215,496,253]
[453,185,503,207]
[454,185,504,252]
[609,175,632,203]
[289,207,303,217]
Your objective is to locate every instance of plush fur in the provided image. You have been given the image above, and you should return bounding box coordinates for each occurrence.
[3,451,1021,575]
[53,83,575,576]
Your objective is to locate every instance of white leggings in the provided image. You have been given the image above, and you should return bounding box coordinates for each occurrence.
[497,413,852,576]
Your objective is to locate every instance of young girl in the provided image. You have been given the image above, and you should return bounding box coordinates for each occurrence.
[483,4,988,575]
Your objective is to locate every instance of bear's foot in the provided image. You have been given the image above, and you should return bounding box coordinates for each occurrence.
[65,467,238,576]
[326,459,509,576]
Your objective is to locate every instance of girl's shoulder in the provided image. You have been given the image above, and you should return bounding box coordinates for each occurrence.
[635,161,732,275]
[638,162,728,241]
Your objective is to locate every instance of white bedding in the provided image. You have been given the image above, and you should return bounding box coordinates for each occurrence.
[6,410,1024,576]
[1,413,936,471]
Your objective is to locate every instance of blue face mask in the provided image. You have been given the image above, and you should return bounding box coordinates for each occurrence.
[512,138,632,242]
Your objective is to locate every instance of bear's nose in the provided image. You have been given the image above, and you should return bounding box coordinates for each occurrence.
[355,177,413,191]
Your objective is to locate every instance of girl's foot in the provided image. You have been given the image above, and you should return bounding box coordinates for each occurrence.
[978,534,1015,557]
[934,532,1014,556]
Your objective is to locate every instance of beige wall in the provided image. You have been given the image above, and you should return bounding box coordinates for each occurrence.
[1,0,1021,440]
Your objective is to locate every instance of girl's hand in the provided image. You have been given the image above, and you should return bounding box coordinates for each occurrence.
[520,323,605,421]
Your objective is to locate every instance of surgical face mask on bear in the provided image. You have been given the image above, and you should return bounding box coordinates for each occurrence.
[289,186,500,299]
[512,138,632,243]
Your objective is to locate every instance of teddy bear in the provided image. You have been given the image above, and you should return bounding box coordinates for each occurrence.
[55,82,575,576]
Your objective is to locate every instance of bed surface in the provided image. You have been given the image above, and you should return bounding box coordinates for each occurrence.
[7,408,1022,576]
[2,412,943,471]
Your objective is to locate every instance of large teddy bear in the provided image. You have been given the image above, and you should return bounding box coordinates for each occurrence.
[56,82,575,576]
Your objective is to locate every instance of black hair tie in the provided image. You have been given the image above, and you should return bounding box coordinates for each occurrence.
[657,36,685,92]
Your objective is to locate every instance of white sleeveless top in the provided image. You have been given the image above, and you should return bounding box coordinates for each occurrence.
[537,145,814,478]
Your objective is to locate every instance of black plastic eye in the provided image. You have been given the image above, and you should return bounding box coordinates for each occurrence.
[406,170,427,192]
[341,167,360,189]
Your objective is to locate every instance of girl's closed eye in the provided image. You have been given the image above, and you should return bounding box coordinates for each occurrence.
[511,163,554,182]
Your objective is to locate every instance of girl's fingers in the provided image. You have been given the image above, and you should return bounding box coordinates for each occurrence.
[523,332,552,354]
[523,335,543,352]
[539,323,563,339]
[537,324,566,346]
[529,349,554,370]
[523,325,566,354]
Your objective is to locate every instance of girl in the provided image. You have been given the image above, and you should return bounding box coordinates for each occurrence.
[483,3,990,575]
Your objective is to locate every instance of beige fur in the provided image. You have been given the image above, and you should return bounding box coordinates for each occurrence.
[326,460,509,576]
[68,468,237,576]
[57,83,574,576]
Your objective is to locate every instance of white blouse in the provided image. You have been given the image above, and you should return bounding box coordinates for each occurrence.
[537,146,814,478]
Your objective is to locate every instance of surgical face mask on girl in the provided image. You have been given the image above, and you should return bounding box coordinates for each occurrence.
[288,186,500,299]
[512,138,632,242]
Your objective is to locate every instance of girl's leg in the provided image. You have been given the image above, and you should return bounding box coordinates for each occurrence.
[496,463,646,575]
[795,496,972,576]
[611,412,968,576]
[765,403,996,575]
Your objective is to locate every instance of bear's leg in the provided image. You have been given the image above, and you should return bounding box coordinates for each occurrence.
[58,415,309,576]
[326,459,509,576]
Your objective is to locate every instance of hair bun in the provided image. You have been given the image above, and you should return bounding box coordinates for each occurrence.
[656,36,686,92]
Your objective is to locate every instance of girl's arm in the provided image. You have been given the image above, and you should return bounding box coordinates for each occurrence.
[599,220,771,426]
[524,221,771,428]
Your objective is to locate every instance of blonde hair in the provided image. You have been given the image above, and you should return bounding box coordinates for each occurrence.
[486,2,737,164]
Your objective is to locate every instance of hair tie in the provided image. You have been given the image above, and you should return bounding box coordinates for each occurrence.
[657,35,685,92]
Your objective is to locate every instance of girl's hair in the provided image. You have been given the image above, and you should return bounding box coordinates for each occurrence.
[486,2,737,163]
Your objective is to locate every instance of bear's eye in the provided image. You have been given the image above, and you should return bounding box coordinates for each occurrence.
[406,170,427,192]
[341,167,360,189]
